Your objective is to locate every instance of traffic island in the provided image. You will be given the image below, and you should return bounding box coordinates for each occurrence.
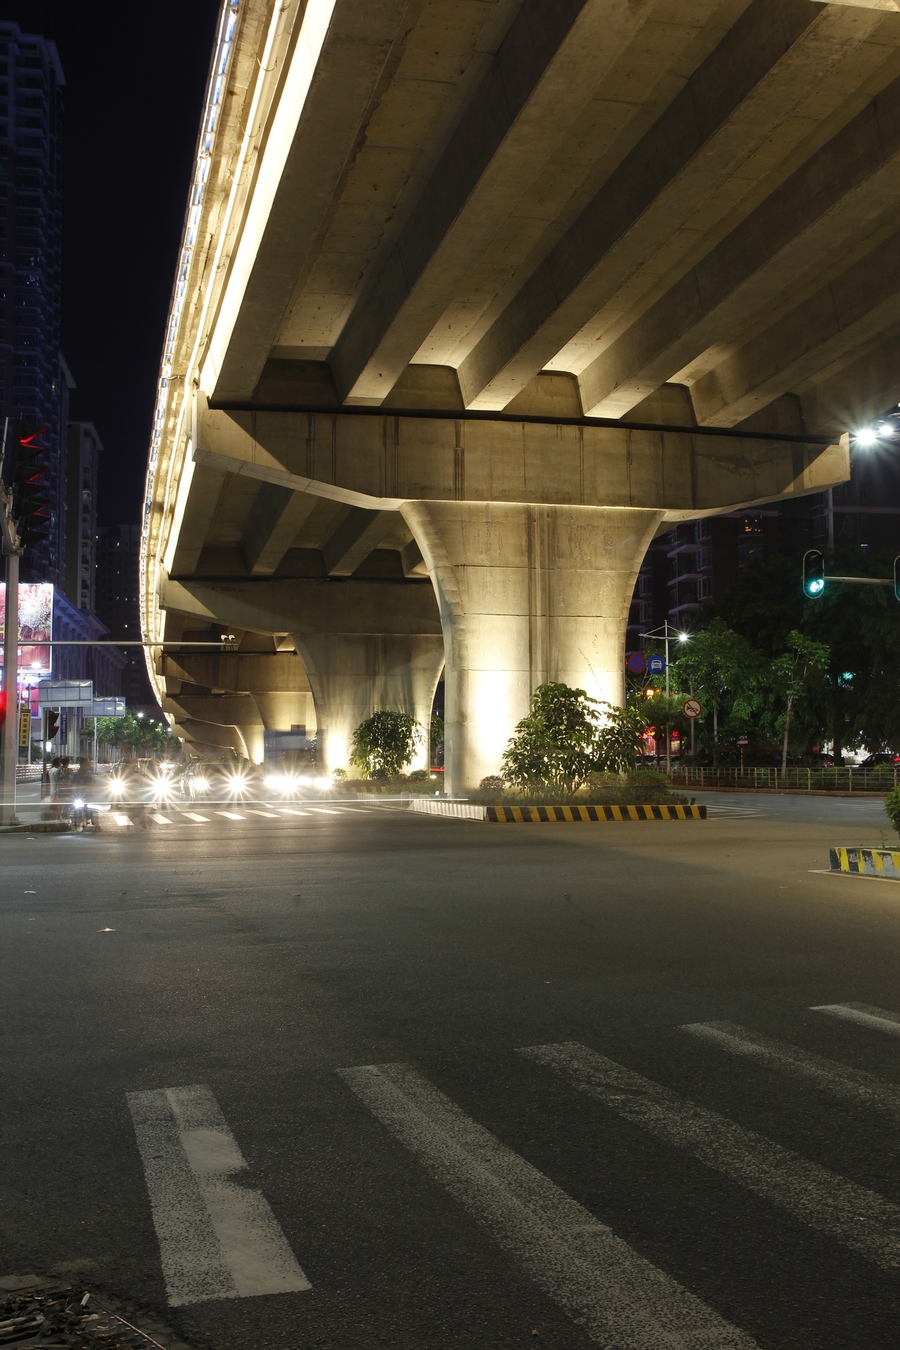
[829,847,900,879]
[410,800,706,822]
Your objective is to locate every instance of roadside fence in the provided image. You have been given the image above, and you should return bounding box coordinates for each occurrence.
[670,766,898,794]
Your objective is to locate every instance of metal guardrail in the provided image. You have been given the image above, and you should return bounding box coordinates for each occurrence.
[670,766,898,793]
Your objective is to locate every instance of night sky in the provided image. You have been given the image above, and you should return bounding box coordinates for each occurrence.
[4,0,222,524]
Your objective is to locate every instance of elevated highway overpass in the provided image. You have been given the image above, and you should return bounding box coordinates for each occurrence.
[142,0,900,790]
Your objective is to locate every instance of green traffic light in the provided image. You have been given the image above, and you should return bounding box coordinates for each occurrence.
[802,549,826,599]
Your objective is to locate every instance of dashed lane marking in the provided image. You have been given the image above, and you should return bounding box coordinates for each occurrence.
[682,1020,900,1114]
[520,1041,900,1270]
[127,1084,310,1307]
[338,1062,757,1350]
[811,1003,900,1038]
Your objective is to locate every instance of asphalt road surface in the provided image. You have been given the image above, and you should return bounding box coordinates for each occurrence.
[3,791,900,1349]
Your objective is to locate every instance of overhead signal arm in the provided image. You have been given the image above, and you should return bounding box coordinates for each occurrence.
[802,549,900,598]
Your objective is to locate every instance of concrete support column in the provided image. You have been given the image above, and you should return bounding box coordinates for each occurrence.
[401,501,664,793]
[289,629,444,775]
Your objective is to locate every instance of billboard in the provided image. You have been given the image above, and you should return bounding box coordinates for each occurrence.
[0,583,54,677]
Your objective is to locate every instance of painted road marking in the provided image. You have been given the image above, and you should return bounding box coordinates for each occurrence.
[244,809,281,818]
[519,1042,900,1270]
[309,807,340,814]
[275,808,310,816]
[127,1084,310,1307]
[149,814,174,825]
[113,814,132,827]
[338,1062,757,1349]
[811,1003,900,1038]
[215,811,245,821]
[181,813,211,823]
[681,1021,900,1114]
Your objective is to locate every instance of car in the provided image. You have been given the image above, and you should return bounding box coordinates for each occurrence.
[855,753,900,769]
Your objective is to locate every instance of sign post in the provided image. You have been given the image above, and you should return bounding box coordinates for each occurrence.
[682,697,702,762]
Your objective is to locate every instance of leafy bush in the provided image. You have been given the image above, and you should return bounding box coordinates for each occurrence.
[885,785,900,835]
[480,775,505,791]
[501,683,649,789]
[350,711,423,778]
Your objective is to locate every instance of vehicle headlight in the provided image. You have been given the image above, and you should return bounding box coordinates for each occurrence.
[194,778,209,792]
[315,776,331,790]
[228,775,247,791]
[108,779,125,796]
[73,798,85,809]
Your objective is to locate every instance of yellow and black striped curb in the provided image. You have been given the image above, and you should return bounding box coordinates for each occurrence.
[830,847,900,879]
[485,804,706,823]
[0,820,70,834]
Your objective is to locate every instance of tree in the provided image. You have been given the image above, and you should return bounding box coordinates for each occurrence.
[502,683,602,789]
[350,710,422,778]
[769,630,829,772]
[713,550,900,760]
[89,713,175,760]
[594,700,649,775]
[670,620,758,762]
[639,692,689,767]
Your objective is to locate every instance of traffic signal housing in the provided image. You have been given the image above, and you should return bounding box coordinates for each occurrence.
[44,709,59,741]
[7,423,50,550]
[802,549,826,598]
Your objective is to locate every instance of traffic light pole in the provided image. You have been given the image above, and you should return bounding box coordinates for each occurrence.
[1,548,20,825]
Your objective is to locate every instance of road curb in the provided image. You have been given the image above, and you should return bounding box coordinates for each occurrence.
[0,820,70,834]
[410,800,706,822]
[486,804,706,822]
[830,846,900,879]
[681,786,889,798]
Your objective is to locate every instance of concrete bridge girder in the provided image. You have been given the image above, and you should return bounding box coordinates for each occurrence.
[167,402,848,788]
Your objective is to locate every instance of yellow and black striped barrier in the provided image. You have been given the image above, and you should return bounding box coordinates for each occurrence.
[485,803,706,823]
[830,847,900,878]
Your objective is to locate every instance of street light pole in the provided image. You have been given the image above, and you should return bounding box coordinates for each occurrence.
[639,621,676,774]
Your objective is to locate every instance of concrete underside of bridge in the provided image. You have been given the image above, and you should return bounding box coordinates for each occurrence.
[143,0,900,790]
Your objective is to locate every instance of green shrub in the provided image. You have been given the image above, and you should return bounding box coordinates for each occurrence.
[885,785,900,835]
[350,711,423,778]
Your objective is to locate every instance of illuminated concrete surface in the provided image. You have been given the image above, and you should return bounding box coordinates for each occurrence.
[142,0,900,785]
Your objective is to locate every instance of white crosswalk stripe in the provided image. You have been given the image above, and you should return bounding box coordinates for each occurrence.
[149,813,174,825]
[338,1062,757,1349]
[519,1041,900,1269]
[128,1084,310,1307]
[182,812,210,823]
[681,1020,900,1114]
[705,807,764,817]
[811,1002,900,1038]
[216,811,245,820]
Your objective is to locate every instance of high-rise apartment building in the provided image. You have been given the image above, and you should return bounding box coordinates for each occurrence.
[64,421,100,611]
[0,22,67,590]
[95,524,154,706]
